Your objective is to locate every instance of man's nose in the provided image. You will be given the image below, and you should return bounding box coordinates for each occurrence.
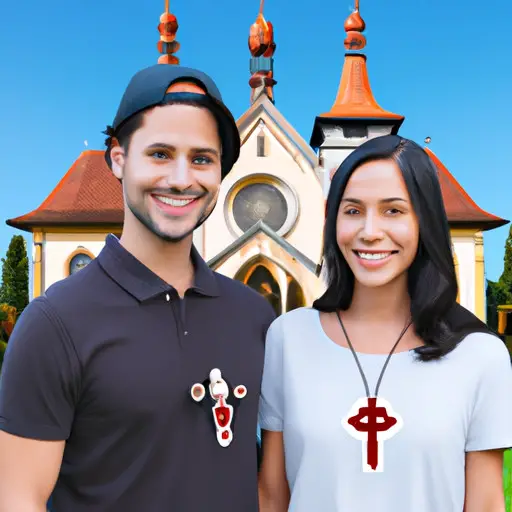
[165,156,193,190]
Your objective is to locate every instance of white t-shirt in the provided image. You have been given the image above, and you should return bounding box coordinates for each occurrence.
[258,307,512,512]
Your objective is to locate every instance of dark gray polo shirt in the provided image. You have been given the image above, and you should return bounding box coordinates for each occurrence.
[0,234,275,511]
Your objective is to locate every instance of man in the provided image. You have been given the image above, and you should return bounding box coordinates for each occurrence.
[0,64,275,511]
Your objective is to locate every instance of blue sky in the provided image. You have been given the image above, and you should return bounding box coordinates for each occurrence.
[0,0,510,281]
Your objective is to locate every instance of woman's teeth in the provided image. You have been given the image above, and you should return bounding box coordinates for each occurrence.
[356,252,392,260]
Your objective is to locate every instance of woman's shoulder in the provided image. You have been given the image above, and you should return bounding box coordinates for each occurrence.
[269,306,318,332]
[455,330,511,367]
[445,303,510,365]
[265,307,319,347]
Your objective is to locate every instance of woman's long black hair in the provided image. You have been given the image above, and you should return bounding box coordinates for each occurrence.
[313,135,492,361]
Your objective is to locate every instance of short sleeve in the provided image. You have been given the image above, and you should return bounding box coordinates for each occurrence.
[258,317,284,432]
[0,296,81,440]
[465,334,512,452]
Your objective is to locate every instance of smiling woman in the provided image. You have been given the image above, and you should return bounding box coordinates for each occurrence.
[257,135,512,512]
[336,158,419,290]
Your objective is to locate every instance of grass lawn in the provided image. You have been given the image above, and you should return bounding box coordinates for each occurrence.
[505,450,512,511]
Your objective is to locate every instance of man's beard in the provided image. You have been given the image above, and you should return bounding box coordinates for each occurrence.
[127,192,217,244]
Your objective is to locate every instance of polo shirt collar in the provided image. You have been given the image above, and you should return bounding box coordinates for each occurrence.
[97,234,220,301]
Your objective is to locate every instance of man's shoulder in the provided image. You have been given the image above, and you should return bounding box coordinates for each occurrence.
[42,259,106,311]
[5,270,101,355]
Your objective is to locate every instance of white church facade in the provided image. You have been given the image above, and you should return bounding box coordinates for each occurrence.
[6,3,507,322]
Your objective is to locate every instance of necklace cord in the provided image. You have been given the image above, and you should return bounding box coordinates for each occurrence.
[336,312,412,398]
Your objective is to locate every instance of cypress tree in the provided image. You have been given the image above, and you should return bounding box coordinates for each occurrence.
[499,226,512,299]
[0,235,29,315]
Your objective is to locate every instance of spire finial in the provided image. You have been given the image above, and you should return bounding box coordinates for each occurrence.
[248,0,277,103]
[344,0,366,50]
[157,0,180,64]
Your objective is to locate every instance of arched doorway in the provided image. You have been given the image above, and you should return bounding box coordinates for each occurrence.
[246,265,282,316]
[286,277,306,312]
[235,258,306,317]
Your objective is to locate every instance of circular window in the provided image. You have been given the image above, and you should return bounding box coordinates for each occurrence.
[69,253,92,275]
[232,182,288,233]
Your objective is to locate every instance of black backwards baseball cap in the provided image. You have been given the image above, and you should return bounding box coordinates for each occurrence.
[105,64,241,179]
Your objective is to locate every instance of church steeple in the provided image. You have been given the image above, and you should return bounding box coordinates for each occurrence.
[309,0,404,194]
[157,0,180,64]
[248,0,277,103]
[327,3,403,120]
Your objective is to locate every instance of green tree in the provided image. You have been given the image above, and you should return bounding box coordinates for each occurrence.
[486,227,512,332]
[0,340,6,373]
[0,235,29,315]
[0,308,7,374]
[486,280,511,331]
[499,226,512,299]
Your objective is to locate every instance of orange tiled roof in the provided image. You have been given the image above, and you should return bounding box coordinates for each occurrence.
[5,147,507,232]
[6,151,123,231]
[425,147,507,230]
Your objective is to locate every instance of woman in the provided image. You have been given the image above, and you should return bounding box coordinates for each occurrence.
[258,135,512,511]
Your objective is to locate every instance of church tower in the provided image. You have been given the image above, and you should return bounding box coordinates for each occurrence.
[309,0,404,196]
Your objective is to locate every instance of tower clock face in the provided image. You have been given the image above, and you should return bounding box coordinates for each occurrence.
[232,182,288,232]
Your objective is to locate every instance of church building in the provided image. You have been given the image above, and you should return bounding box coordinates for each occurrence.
[5,0,507,321]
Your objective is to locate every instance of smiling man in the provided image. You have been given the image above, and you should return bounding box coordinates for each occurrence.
[0,65,276,512]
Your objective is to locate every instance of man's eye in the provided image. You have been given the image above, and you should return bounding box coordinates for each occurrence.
[193,156,213,165]
[150,151,168,160]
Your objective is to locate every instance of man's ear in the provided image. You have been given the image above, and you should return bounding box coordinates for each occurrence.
[110,138,125,180]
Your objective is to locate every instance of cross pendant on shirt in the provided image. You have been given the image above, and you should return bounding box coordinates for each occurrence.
[342,396,403,472]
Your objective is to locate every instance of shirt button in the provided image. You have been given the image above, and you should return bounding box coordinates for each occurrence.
[165,294,170,302]
[184,331,188,336]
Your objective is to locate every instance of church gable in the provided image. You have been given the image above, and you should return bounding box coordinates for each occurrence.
[207,220,318,274]
[207,221,324,311]
[237,95,318,174]
[202,96,325,265]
